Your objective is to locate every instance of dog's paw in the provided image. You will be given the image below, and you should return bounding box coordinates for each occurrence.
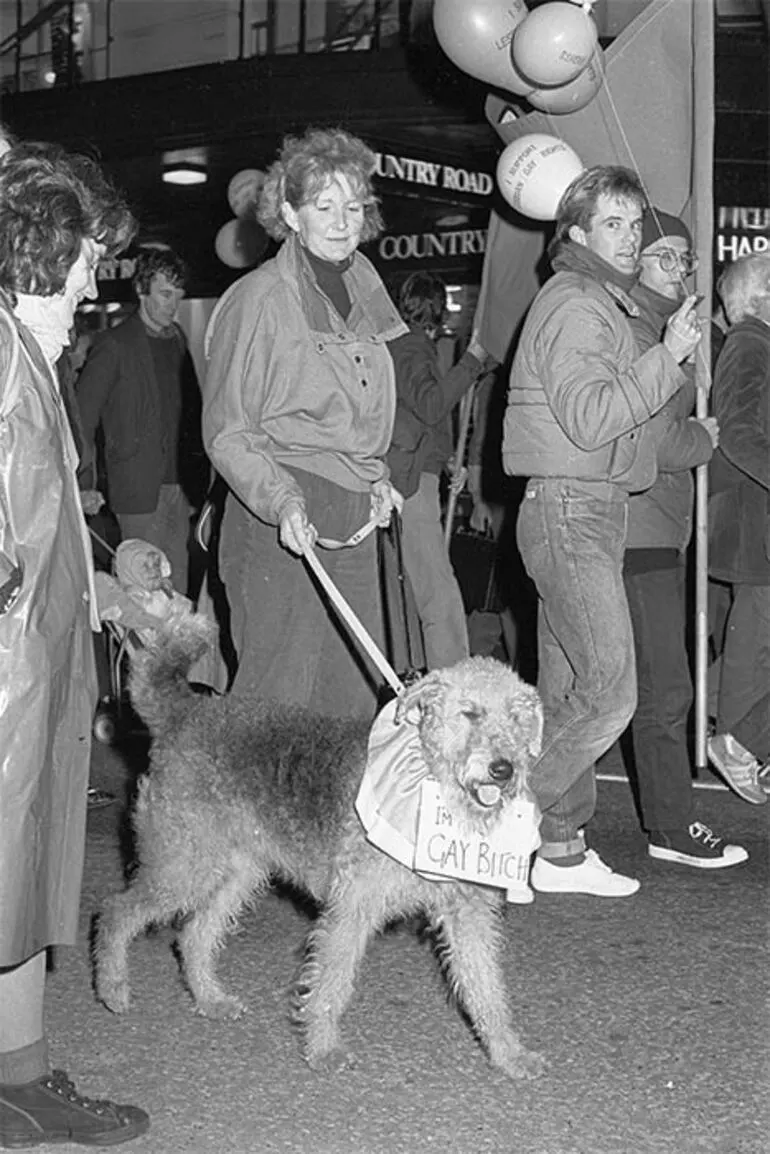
[194,995,247,1021]
[495,1045,547,1081]
[97,980,131,1015]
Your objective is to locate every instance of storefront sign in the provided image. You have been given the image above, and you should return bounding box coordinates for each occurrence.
[377,227,487,262]
[374,152,494,197]
[97,257,136,282]
[715,206,770,263]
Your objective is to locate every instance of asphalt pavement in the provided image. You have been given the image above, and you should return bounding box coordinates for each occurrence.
[46,730,769,1154]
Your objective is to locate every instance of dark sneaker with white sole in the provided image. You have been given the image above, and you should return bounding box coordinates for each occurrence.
[648,822,748,869]
[0,1069,149,1148]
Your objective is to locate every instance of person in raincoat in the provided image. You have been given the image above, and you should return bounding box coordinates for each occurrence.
[0,140,150,1148]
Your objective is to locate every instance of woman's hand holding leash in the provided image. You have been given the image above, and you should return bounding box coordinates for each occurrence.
[370,479,402,527]
[279,499,317,556]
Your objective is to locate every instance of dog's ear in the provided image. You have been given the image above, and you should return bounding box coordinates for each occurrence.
[395,671,447,725]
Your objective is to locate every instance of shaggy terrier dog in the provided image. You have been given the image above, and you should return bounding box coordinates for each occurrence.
[94,612,546,1080]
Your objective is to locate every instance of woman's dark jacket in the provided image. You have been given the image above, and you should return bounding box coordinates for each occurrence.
[386,324,484,499]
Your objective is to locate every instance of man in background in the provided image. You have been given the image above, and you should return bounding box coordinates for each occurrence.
[77,247,208,595]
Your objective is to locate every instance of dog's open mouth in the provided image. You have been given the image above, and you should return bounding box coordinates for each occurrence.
[473,783,502,807]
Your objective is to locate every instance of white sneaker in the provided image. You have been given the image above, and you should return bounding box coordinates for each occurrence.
[531,849,640,897]
[506,881,534,905]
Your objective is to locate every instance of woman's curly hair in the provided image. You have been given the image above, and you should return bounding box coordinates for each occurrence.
[258,126,384,243]
[0,142,136,299]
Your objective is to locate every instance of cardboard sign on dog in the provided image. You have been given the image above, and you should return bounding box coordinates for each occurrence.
[414,778,540,904]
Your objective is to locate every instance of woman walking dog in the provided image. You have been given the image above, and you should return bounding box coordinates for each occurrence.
[203,127,407,718]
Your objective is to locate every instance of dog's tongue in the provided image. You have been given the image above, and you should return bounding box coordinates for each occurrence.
[477,784,502,807]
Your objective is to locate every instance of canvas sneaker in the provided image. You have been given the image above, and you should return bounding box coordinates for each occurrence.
[648,822,748,869]
[531,849,640,897]
[707,733,767,805]
[0,1069,149,1148]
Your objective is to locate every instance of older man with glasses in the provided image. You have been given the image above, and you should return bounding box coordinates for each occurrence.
[620,208,748,869]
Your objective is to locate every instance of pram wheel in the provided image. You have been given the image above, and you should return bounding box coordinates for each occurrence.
[93,704,117,745]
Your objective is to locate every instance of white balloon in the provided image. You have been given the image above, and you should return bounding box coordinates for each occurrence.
[215,218,267,269]
[433,0,534,96]
[527,45,604,114]
[512,1,597,89]
[496,133,584,221]
[227,169,265,218]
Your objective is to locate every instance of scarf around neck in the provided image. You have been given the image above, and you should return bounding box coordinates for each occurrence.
[631,279,682,322]
[551,239,638,296]
[13,292,72,366]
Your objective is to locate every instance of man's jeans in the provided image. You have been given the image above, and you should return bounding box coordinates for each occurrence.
[516,479,637,855]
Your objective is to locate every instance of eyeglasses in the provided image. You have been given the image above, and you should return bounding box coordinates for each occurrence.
[641,248,699,274]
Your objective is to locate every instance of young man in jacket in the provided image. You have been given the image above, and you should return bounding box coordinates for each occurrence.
[503,166,701,897]
[624,208,747,867]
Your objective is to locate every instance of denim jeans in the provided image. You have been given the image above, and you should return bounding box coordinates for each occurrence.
[623,558,695,832]
[400,472,469,670]
[516,479,637,855]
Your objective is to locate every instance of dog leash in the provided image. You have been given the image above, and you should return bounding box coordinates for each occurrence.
[301,544,406,699]
[88,523,117,559]
[93,520,405,697]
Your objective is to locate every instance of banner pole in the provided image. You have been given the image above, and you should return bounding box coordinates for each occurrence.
[692,0,716,772]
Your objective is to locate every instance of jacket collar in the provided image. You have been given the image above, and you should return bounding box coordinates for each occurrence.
[278,234,405,341]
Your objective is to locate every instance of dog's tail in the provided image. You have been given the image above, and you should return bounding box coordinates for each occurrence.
[127,605,216,737]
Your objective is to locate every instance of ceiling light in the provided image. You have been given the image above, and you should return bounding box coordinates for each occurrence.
[163,162,207,186]
[435,212,469,228]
